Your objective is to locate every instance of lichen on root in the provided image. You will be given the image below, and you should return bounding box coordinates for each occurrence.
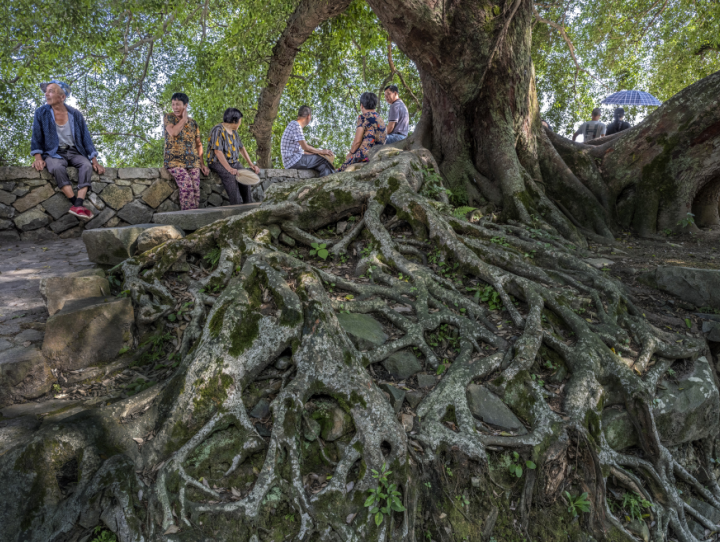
[1,146,718,542]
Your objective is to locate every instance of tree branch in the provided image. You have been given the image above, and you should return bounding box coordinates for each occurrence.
[533,7,611,91]
[91,132,151,143]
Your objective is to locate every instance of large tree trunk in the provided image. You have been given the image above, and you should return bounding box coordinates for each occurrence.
[250,0,353,168]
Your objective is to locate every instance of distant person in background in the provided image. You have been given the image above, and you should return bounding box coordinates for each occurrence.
[572,108,606,142]
[280,105,335,177]
[339,92,386,172]
[164,92,209,211]
[383,85,409,144]
[207,108,260,205]
[605,107,631,135]
[30,80,105,220]
[541,119,553,132]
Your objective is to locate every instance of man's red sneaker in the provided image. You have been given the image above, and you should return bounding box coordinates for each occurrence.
[69,206,93,220]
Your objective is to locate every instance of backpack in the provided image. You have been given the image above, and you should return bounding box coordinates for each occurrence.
[584,121,601,140]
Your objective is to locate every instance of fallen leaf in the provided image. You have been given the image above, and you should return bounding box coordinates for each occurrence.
[439,513,447,519]
[346,512,357,524]
[164,525,180,534]
[346,481,354,492]
[231,487,241,497]
[132,437,144,445]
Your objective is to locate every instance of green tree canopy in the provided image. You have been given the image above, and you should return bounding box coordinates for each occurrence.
[1,0,717,166]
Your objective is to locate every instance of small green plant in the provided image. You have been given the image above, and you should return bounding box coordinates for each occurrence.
[126,377,156,396]
[364,463,406,526]
[168,301,193,323]
[531,373,545,387]
[490,236,511,248]
[284,513,295,522]
[288,249,303,259]
[310,242,329,260]
[347,215,358,222]
[424,482,432,488]
[420,167,451,200]
[135,332,173,367]
[203,247,222,268]
[622,492,652,521]
[118,346,130,355]
[565,491,591,517]
[503,451,536,478]
[90,526,117,542]
[466,285,502,310]
[52,383,62,394]
[455,494,470,508]
[677,212,695,229]
[445,466,453,477]
[666,368,676,377]
[436,359,451,375]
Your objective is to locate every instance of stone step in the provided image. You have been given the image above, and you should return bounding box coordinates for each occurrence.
[40,275,110,316]
[42,296,134,372]
[0,346,53,407]
[82,223,183,265]
[152,203,261,231]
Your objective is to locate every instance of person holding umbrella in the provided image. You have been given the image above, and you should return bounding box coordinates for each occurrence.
[606,107,631,135]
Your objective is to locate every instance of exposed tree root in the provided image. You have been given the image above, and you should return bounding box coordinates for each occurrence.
[2,147,718,542]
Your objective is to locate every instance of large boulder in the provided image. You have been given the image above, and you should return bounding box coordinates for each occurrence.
[42,296,134,371]
[336,313,388,350]
[602,356,720,451]
[135,225,184,254]
[467,384,527,433]
[39,275,111,316]
[0,346,54,407]
[383,350,422,380]
[82,224,161,264]
[639,266,720,309]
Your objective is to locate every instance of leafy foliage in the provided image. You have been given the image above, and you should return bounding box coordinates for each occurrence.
[364,463,405,526]
[309,242,329,260]
[565,491,591,517]
[622,492,653,521]
[90,526,117,542]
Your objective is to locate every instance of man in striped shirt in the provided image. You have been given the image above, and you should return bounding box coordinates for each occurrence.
[280,105,334,177]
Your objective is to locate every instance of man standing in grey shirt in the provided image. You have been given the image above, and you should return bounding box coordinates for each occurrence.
[383,85,409,144]
[572,108,606,142]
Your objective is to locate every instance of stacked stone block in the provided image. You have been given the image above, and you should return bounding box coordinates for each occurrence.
[0,166,318,243]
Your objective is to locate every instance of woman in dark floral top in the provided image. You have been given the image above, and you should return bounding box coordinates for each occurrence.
[339,92,386,172]
[207,108,260,204]
[163,92,208,210]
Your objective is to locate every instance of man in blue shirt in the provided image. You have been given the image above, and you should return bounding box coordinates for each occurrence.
[30,80,105,220]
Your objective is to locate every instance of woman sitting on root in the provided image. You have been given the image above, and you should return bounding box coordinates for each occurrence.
[338,92,386,172]
[207,108,261,204]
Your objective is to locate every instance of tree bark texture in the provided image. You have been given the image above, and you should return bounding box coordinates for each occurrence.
[250,0,353,168]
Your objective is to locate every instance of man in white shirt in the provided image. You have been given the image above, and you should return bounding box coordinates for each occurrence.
[573,108,606,142]
[280,105,335,177]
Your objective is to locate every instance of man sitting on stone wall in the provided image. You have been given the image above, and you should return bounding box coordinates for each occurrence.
[280,105,335,178]
[31,80,105,220]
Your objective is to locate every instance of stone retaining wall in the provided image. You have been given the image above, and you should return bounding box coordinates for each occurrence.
[0,166,317,243]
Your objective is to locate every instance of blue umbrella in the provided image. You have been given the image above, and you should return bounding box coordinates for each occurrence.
[601,90,662,106]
